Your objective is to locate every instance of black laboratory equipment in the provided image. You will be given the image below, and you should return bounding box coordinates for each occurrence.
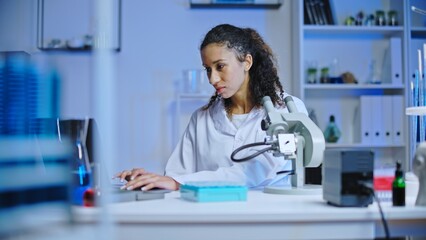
[323,150,374,207]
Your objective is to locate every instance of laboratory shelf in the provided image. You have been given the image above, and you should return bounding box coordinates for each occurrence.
[406,106,426,115]
[37,47,121,52]
[410,28,426,38]
[304,84,405,97]
[304,84,405,90]
[326,143,406,149]
[303,25,404,36]
[411,27,426,32]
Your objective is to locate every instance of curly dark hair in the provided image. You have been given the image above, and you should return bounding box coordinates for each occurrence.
[200,24,285,111]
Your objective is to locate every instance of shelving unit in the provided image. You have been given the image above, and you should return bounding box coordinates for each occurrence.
[407,0,426,84]
[303,25,404,35]
[292,0,417,169]
[304,83,404,90]
[406,0,426,168]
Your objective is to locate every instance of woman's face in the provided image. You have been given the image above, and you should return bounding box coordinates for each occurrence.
[201,43,251,99]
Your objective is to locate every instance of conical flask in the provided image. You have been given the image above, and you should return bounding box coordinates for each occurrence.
[324,115,341,143]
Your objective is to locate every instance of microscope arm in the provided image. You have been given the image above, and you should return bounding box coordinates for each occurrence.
[262,96,325,168]
[280,112,325,168]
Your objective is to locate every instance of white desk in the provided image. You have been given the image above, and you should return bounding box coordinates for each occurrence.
[74,190,426,240]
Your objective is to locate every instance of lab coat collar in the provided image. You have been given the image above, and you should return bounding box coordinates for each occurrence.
[209,99,264,135]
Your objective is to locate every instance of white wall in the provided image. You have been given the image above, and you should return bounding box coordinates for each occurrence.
[0,0,35,51]
[0,0,293,174]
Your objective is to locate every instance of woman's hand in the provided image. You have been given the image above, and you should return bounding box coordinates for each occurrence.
[114,168,180,191]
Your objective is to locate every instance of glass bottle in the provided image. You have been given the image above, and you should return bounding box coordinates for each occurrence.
[392,161,405,206]
[366,60,381,84]
[387,10,398,26]
[324,115,341,143]
[307,68,317,84]
[375,10,385,26]
[320,67,330,84]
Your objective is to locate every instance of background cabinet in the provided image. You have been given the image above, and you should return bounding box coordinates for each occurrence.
[37,0,121,51]
[292,0,426,170]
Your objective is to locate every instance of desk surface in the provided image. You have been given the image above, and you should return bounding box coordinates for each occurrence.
[75,190,426,240]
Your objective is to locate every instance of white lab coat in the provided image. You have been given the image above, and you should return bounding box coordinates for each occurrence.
[165,94,308,188]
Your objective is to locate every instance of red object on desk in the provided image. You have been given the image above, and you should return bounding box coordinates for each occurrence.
[374,176,394,191]
[83,188,95,207]
[374,175,394,202]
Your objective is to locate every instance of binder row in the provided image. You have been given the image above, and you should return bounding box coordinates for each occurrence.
[383,37,403,85]
[304,0,334,25]
[355,95,404,145]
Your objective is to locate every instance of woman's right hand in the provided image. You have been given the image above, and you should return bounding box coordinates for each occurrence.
[114,168,180,191]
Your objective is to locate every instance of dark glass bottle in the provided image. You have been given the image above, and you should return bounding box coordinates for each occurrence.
[324,115,341,143]
[392,162,405,206]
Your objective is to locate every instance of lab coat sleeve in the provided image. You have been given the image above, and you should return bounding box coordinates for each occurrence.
[164,109,248,185]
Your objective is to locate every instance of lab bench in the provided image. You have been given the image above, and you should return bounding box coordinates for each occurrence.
[72,190,426,240]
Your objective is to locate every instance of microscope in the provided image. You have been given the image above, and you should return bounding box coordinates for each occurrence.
[413,140,426,206]
[261,96,325,194]
[231,96,326,194]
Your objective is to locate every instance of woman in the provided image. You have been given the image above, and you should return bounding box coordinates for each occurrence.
[116,24,308,191]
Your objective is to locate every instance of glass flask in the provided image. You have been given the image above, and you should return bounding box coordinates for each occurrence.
[58,119,92,205]
[324,115,341,143]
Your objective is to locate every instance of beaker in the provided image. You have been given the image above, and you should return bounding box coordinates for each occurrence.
[198,70,212,94]
[182,69,200,93]
[182,69,212,94]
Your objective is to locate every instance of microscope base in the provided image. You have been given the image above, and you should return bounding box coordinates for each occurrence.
[263,184,322,195]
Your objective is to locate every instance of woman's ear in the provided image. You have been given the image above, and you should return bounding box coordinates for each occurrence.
[244,54,253,72]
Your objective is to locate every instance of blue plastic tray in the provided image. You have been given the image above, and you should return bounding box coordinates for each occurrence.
[180,181,247,202]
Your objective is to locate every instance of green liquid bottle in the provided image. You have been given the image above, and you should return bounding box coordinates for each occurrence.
[392,162,405,206]
[324,115,341,143]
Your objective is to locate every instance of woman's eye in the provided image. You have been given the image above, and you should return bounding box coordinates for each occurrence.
[216,64,224,71]
[205,67,211,74]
